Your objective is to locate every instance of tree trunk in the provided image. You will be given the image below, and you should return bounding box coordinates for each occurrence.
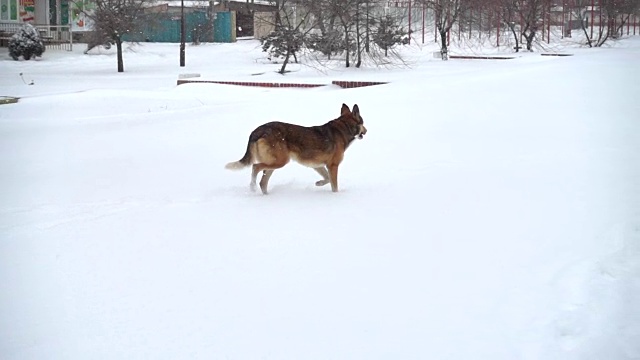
[274,0,282,27]
[523,32,535,51]
[595,30,609,46]
[508,24,519,52]
[355,7,362,68]
[344,24,350,68]
[279,48,291,74]
[594,10,605,46]
[315,8,326,35]
[365,1,370,53]
[612,15,630,39]
[116,37,124,72]
[439,29,448,59]
[579,13,593,47]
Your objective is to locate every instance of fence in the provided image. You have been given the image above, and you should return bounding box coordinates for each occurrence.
[385,2,639,46]
[35,25,73,50]
[0,23,72,50]
[124,12,210,43]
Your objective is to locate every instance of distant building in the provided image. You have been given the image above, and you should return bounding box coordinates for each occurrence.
[0,0,277,47]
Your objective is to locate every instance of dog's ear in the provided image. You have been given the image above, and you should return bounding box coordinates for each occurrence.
[341,103,351,116]
[352,104,360,116]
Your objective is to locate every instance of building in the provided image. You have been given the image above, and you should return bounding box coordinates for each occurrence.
[0,0,277,48]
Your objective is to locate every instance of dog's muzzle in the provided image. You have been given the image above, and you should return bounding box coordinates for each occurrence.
[357,125,367,139]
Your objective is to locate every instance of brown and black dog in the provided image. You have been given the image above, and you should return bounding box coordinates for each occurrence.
[225,103,367,194]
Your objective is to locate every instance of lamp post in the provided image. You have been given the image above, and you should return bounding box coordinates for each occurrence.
[180,0,185,66]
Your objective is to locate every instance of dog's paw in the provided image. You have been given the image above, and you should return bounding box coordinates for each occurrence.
[315,180,329,187]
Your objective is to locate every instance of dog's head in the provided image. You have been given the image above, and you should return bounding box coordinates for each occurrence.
[340,103,367,140]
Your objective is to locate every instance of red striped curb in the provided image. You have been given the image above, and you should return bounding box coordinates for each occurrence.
[176,79,388,88]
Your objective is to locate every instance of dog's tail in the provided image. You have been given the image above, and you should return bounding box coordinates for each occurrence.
[225,138,254,170]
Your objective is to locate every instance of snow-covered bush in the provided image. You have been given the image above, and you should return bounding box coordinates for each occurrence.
[9,23,45,61]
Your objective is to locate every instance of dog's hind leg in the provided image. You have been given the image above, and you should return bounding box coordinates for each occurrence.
[251,162,281,194]
[250,164,261,192]
[259,170,275,195]
[314,167,330,187]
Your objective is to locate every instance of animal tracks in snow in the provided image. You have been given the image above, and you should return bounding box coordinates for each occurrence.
[0,197,216,235]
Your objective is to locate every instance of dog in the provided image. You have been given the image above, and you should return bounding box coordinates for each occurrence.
[225,103,367,194]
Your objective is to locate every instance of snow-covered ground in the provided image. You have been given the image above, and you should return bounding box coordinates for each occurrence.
[1,37,639,360]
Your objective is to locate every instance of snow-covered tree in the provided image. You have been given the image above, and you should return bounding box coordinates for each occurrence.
[307,30,343,59]
[260,0,315,74]
[261,27,305,70]
[372,14,408,56]
[8,24,45,61]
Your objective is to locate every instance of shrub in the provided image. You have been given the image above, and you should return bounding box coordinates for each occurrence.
[9,23,45,61]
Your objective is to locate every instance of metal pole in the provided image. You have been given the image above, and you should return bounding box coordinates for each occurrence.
[408,0,411,44]
[496,10,500,47]
[469,8,472,40]
[422,4,425,44]
[57,0,61,26]
[599,0,602,38]
[568,0,572,38]
[590,0,594,40]
[435,9,438,43]
[447,8,450,46]
[488,11,491,42]
[562,1,565,38]
[520,12,523,43]
[547,4,550,44]
[479,9,481,41]
[180,0,186,67]
[628,14,630,35]
[541,6,544,42]
[69,4,73,51]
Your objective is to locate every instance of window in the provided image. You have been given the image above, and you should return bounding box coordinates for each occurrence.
[1,0,18,21]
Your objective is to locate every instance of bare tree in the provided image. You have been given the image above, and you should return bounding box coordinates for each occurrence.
[593,0,640,46]
[312,1,414,67]
[326,0,360,67]
[568,0,596,47]
[352,0,379,67]
[497,0,522,51]
[566,0,639,47]
[475,0,547,52]
[260,0,318,74]
[83,0,151,72]
[517,0,548,51]
[302,0,375,68]
[420,0,472,59]
[265,1,410,69]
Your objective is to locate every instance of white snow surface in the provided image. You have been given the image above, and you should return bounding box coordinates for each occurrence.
[1,38,640,360]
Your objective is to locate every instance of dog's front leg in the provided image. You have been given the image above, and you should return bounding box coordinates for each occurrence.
[328,164,339,192]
